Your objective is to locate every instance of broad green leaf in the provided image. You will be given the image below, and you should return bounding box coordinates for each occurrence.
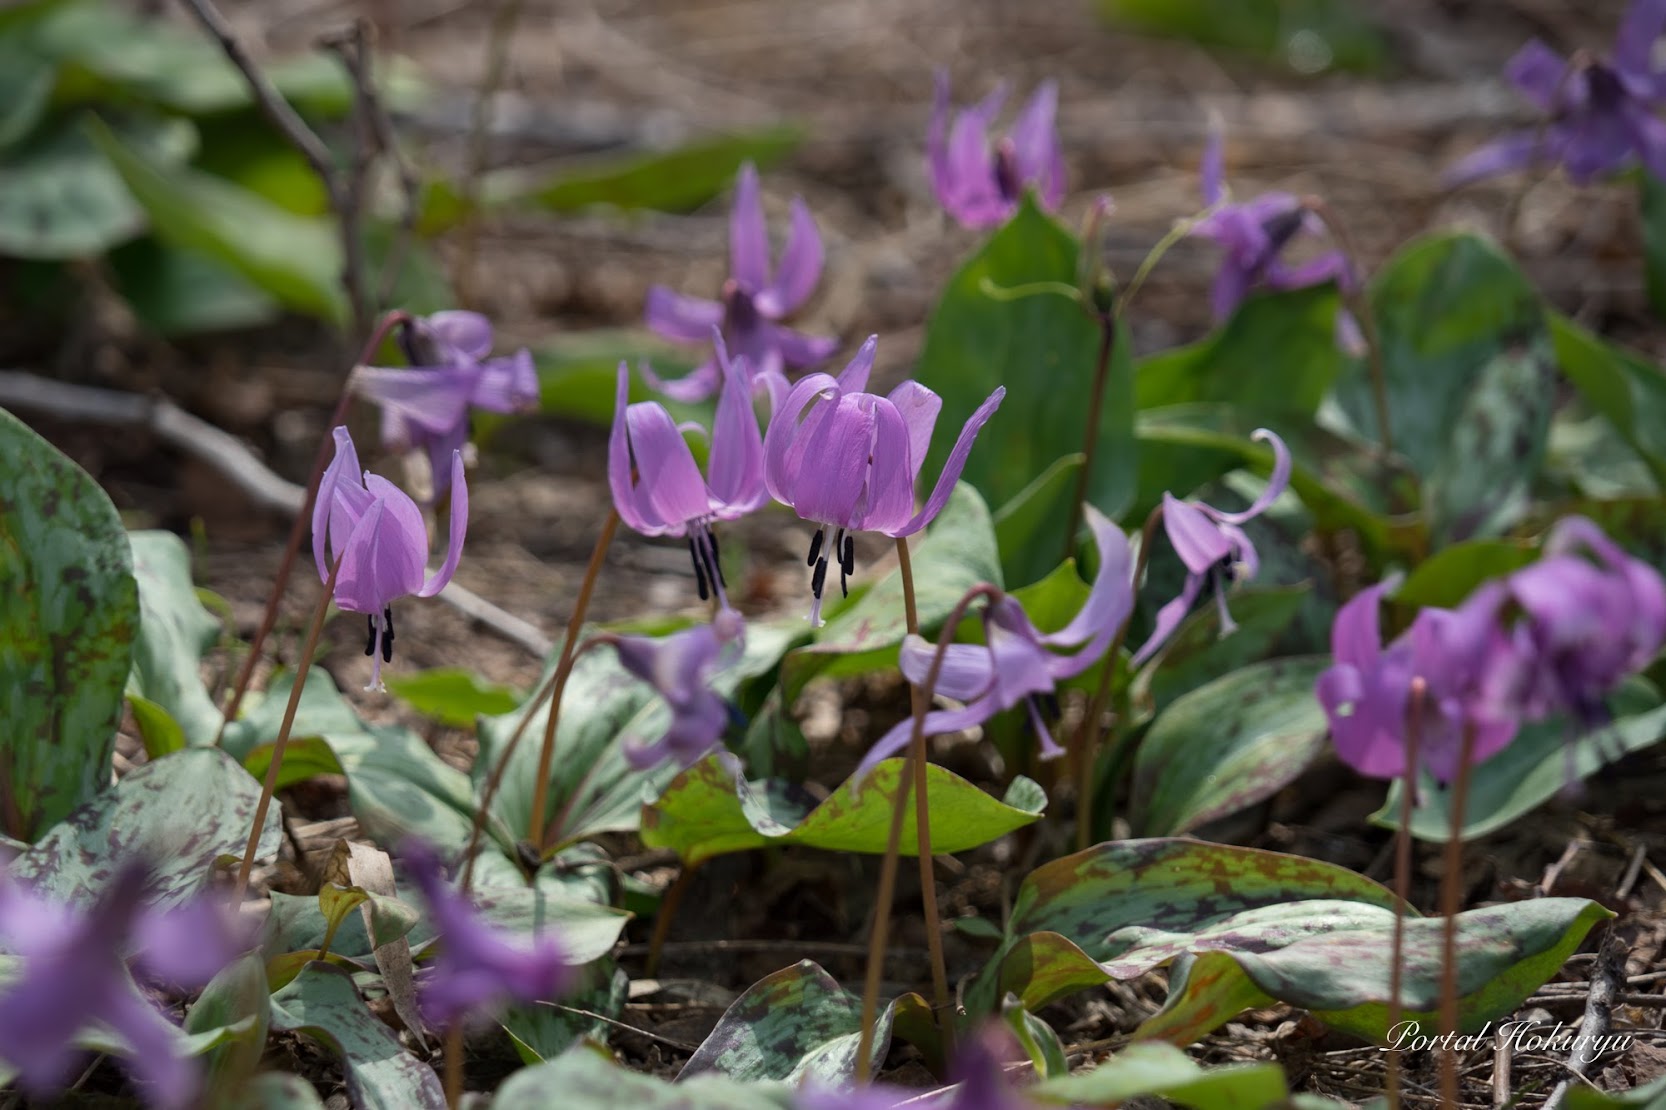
[1643,172,1666,328]
[1393,538,1535,609]
[1373,686,1666,842]
[422,125,802,230]
[109,238,281,336]
[1096,0,1390,74]
[1031,1041,1289,1109]
[242,735,347,792]
[407,883,630,966]
[0,40,54,148]
[9,747,282,907]
[640,754,1047,866]
[993,453,1085,589]
[1568,1071,1666,1110]
[1136,284,1346,418]
[269,963,445,1110]
[501,963,628,1064]
[89,117,348,324]
[385,667,522,727]
[916,198,1135,523]
[0,110,195,258]
[126,530,224,749]
[1002,996,1068,1081]
[1550,312,1666,488]
[1132,657,1330,836]
[186,955,271,1101]
[245,1073,328,1110]
[478,620,799,851]
[782,483,1000,698]
[1131,584,1310,715]
[489,331,698,433]
[0,408,138,839]
[495,1047,795,1110]
[266,890,420,969]
[680,960,929,1084]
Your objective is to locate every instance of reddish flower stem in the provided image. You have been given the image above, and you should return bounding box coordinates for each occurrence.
[1438,723,1479,1107]
[1063,315,1116,564]
[1385,676,1426,1110]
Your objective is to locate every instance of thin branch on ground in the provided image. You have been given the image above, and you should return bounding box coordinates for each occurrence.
[1544,927,1629,1110]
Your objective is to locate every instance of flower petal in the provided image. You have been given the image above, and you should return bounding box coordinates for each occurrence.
[641,358,722,404]
[1008,80,1065,208]
[1041,506,1133,671]
[707,333,767,516]
[353,364,476,439]
[852,702,1002,788]
[1129,570,1205,667]
[729,163,770,288]
[835,334,878,392]
[626,401,711,532]
[1505,39,1573,111]
[1211,429,1293,524]
[609,362,661,533]
[785,394,874,528]
[1162,494,1233,574]
[644,286,724,343]
[885,379,943,486]
[763,371,840,506]
[1614,0,1666,89]
[1200,125,1226,206]
[899,634,997,701]
[419,452,469,596]
[425,311,493,361]
[771,324,840,369]
[895,386,1005,536]
[468,349,539,412]
[856,397,921,535]
[1443,130,1549,186]
[754,198,823,316]
[1330,577,1396,669]
[313,427,361,580]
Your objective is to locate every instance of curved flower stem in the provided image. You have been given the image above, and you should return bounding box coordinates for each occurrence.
[1071,503,1163,851]
[215,309,410,743]
[1063,315,1116,564]
[645,858,703,977]
[1438,723,1479,1107]
[1115,206,1218,323]
[443,1026,464,1109]
[854,578,1003,1083]
[230,556,341,908]
[459,510,618,891]
[1299,197,1393,458]
[1385,676,1426,1110]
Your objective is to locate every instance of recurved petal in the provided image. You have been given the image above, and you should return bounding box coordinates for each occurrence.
[1622,99,1666,183]
[1209,260,1253,323]
[469,349,539,412]
[610,362,663,533]
[1162,494,1233,575]
[426,310,494,361]
[885,379,943,485]
[755,198,823,316]
[852,701,1002,789]
[1200,124,1226,206]
[1211,429,1293,525]
[899,634,998,701]
[314,427,363,580]
[1505,39,1573,110]
[334,490,426,613]
[1009,80,1063,202]
[1042,506,1134,667]
[772,324,840,370]
[419,452,469,596]
[1443,130,1549,186]
[707,334,767,515]
[1129,571,1205,667]
[895,385,1005,536]
[857,397,919,535]
[644,286,724,343]
[626,401,711,531]
[1614,0,1666,88]
[641,358,722,404]
[729,163,770,288]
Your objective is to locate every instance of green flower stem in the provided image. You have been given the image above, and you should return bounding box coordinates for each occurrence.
[214,309,410,743]
[230,555,341,908]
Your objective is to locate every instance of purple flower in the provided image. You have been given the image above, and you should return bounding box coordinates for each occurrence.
[610,333,767,605]
[313,426,468,690]
[1130,430,1292,666]
[795,1026,1036,1110]
[352,311,537,499]
[605,608,746,769]
[1316,578,1526,783]
[1446,1,1666,186]
[643,163,838,403]
[402,841,572,1028]
[764,338,1005,625]
[0,868,244,1108]
[927,70,1065,229]
[1503,516,1666,724]
[854,507,1133,782]
[1191,130,1361,353]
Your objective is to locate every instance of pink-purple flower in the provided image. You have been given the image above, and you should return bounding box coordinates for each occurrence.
[609,333,767,605]
[313,426,468,690]
[1131,430,1291,666]
[604,608,746,769]
[402,841,572,1028]
[643,163,838,403]
[853,507,1133,782]
[927,70,1065,229]
[1446,0,1666,186]
[762,337,1005,624]
[352,311,537,499]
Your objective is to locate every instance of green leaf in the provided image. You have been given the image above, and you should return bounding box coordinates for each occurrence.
[126,530,224,749]
[1550,312,1666,488]
[385,667,522,727]
[89,116,349,324]
[1335,231,1554,542]
[1030,1041,1289,1109]
[1373,686,1666,842]
[0,110,196,258]
[1392,538,1536,609]
[1131,584,1310,715]
[266,890,421,965]
[108,238,281,336]
[993,453,1085,589]
[1642,172,1666,327]
[1136,285,1346,418]
[242,735,347,792]
[1095,0,1390,74]
[494,1047,796,1110]
[782,482,1000,698]
[501,963,628,1063]
[244,1073,328,1110]
[641,754,1047,866]
[1132,657,1330,836]
[1568,1071,1666,1110]
[0,39,54,149]
[681,961,930,1084]
[185,955,271,1101]
[9,747,282,907]
[269,962,445,1110]
[407,883,631,967]
[1002,996,1068,1081]
[916,199,1135,525]
[0,408,138,840]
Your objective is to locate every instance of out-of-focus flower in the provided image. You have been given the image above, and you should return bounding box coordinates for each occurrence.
[643,163,838,403]
[927,70,1065,229]
[352,311,537,499]
[1130,430,1291,666]
[0,867,246,1109]
[1316,577,1526,783]
[313,426,468,690]
[764,337,1005,624]
[1190,130,1361,353]
[795,1025,1037,1110]
[1446,0,1666,186]
[604,608,746,769]
[403,841,572,1028]
[1503,516,1666,725]
[609,333,767,605]
[854,508,1133,782]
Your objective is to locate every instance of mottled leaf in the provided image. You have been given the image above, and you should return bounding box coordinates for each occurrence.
[1131,585,1310,715]
[495,1046,795,1110]
[641,754,1047,866]
[1550,312,1666,488]
[185,955,270,1101]
[0,408,138,839]
[502,963,628,1064]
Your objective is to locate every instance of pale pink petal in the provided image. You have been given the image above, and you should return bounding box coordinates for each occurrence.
[644,286,724,343]
[895,386,1005,536]
[729,163,770,288]
[419,452,469,596]
[755,198,823,317]
[885,379,943,486]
